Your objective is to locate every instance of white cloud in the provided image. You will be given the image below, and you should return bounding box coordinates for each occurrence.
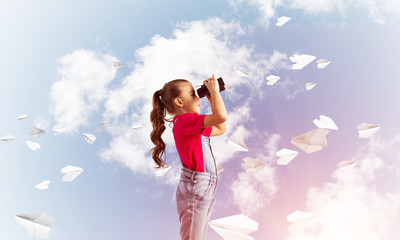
[50,49,118,133]
[230,133,280,215]
[287,135,400,239]
[99,18,288,178]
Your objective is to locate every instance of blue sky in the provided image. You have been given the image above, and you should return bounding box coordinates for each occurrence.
[1,0,400,239]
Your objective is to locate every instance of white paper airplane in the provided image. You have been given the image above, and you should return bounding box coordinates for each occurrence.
[289,54,316,70]
[1,134,14,142]
[305,82,316,90]
[30,126,46,138]
[266,75,280,86]
[313,115,338,130]
[217,166,224,174]
[15,212,54,238]
[61,165,84,182]
[338,160,357,169]
[287,211,317,235]
[26,141,41,151]
[35,180,50,190]
[276,148,299,165]
[276,16,291,27]
[209,213,259,240]
[99,121,109,128]
[317,59,331,69]
[357,123,380,138]
[243,157,266,172]
[228,136,249,152]
[82,133,96,144]
[113,61,123,68]
[131,125,143,130]
[236,67,249,77]
[52,125,66,133]
[155,165,171,176]
[291,128,330,153]
[17,114,28,120]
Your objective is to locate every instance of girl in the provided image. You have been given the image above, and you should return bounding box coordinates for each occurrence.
[150,74,227,240]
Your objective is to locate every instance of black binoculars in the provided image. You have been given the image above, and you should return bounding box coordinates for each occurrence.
[196,77,225,98]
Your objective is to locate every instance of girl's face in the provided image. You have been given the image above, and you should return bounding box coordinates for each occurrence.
[178,82,200,114]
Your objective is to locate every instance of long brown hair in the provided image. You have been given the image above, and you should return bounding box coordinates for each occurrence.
[150,79,189,168]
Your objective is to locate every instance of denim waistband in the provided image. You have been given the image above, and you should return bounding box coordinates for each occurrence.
[180,167,217,182]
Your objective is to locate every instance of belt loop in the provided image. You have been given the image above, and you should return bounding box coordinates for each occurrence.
[191,171,197,183]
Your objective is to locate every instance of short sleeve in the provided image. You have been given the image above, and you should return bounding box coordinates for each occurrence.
[180,113,207,136]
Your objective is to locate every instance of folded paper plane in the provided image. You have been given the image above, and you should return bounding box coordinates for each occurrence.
[52,125,66,133]
[317,59,331,69]
[61,165,84,182]
[155,165,171,176]
[313,115,338,130]
[357,123,379,138]
[26,141,41,151]
[82,133,96,144]
[276,16,291,27]
[305,82,316,90]
[17,114,28,120]
[228,136,248,152]
[291,128,330,153]
[338,160,357,169]
[266,75,280,85]
[35,180,50,190]
[1,134,14,142]
[209,213,259,240]
[243,157,265,172]
[131,125,143,130]
[15,212,54,238]
[113,61,123,68]
[30,126,46,137]
[217,166,224,174]
[287,211,317,235]
[289,54,316,70]
[99,121,109,128]
[276,148,299,165]
[236,67,249,77]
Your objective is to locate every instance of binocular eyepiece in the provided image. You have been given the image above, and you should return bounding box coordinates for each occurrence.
[196,77,225,98]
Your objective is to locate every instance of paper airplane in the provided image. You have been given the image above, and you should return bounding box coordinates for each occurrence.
[276,148,299,165]
[287,211,317,235]
[236,67,249,77]
[243,157,266,172]
[1,134,14,142]
[61,165,84,182]
[357,123,380,138]
[52,125,66,133]
[26,141,41,151]
[217,166,224,174]
[30,126,46,137]
[35,180,50,190]
[99,121,109,128]
[276,16,291,27]
[313,115,338,130]
[17,114,28,120]
[266,75,280,86]
[289,54,316,70]
[338,160,357,169]
[155,165,171,176]
[305,82,316,90]
[131,125,143,130]
[317,59,331,69]
[228,136,248,152]
[113,61,123,68]
[291,128,330,153]
[209,213,259,240]
[82,133,96,144]
[15,212,54,238]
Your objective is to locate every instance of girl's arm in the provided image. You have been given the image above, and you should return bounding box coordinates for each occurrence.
[202,74,227,131]
[206,94,226,136]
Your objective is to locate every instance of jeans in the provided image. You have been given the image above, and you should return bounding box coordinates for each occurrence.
[176,167,218,240]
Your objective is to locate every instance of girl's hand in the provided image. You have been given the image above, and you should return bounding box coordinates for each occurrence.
[203,74,219,95]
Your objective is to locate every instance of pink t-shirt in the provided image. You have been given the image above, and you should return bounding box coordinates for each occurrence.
[173,113,212,172]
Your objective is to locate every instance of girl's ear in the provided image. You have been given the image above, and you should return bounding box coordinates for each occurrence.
[174,97,183,108]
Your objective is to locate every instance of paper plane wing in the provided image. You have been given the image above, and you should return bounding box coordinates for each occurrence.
[113,61,123,68]
[228,136,248,152]
[35,180,50,190]
[17,114,28,120]
[276,148,299,165]
[52,125,66,133]
[243,157,266,172]
[287,210,317,223]
[217,166,224,174]
[291,128,330,153]
[26,141,41,151]
[313,115,338,130]
[276,16,291,26]
[99,121,109,128]
[209,213,259,235]
[289,54,316,70]
[305,82,316,90]
[15,212,54,238]
[61,165,84,182]
[338,160,357,169]
[82,133,96,144]
[30,126,46,137]
[155,165,171,176]
[266,75,280,86]
[357,123,379,138]
[1,134,14,142]
[317,59,331,69]
[210,225,255,240]
[236,67,249,77]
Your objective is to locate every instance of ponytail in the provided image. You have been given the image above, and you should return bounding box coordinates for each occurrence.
[150,90,167,168]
